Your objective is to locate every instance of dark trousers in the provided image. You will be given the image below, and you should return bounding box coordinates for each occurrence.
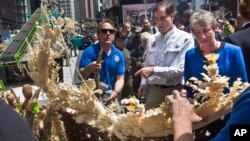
[120,76,133,100]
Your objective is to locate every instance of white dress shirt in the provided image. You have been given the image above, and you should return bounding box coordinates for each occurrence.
[141,27,194,86]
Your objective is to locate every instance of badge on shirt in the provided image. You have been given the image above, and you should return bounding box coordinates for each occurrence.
[175,44,180,48]
[114,55,120,62]
[152,41,156,47]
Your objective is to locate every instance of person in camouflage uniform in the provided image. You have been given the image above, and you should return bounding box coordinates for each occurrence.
[114,31,133,99]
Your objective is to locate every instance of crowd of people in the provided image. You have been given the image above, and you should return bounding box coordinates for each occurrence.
[78,0,250,140]
[0,0,249,140]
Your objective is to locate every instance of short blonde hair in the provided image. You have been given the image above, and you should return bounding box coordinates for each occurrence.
[190,10,217,30]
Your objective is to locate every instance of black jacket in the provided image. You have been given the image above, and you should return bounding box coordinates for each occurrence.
[224,23,250,82]
[0,99,34,141]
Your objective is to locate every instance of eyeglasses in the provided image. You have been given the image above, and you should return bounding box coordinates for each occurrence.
[99,29,116,34]
[194,28,212,37]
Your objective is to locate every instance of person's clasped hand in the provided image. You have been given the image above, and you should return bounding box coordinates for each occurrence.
[166,90,202,123]
[106,90,119,104]
[89,61,103,73]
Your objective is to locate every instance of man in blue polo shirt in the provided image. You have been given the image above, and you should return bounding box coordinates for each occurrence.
[79,19,125,102]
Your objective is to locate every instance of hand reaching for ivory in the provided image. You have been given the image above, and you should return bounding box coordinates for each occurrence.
[166,90,202,124]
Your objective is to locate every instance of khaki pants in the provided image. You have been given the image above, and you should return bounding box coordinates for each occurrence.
[145,85,183,110]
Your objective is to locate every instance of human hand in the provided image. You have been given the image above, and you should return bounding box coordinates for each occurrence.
[166,90,202,123]
[138,85,146,98]
[135,67,154,78]
[107,90,119,103]
[89,61,103,73]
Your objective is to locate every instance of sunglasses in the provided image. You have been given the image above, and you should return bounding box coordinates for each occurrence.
[99,29,116,34]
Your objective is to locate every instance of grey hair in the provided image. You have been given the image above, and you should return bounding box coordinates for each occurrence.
[190,10,217,30]
[140,32,151,41]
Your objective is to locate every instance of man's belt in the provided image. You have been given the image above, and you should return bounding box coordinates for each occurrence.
[153,84,181,89]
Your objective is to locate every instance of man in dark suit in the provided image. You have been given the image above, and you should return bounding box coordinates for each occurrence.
[122,22,141,52]
[224,0,250,82]
[0,99,34,141]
